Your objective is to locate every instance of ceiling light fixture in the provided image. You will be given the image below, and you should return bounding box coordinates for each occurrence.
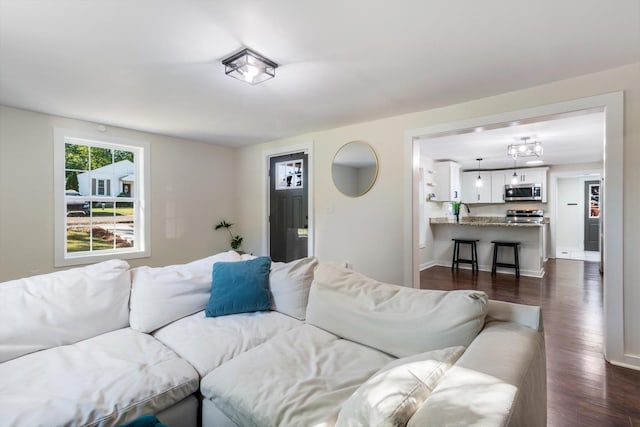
[475,158,483,188]
[511,158,519,184]
[507,136,543,158]
[222,48,278,85]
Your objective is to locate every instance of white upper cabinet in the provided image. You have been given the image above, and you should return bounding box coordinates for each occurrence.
[507,167,549,202]
[462,171,492,203]
[461,166,548,204]
[512,168,545,186]
[491,171,506,203]
[433,161,461,202]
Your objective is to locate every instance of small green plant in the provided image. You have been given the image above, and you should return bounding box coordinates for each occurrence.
[450,201,469,222]
[215,220,243,250]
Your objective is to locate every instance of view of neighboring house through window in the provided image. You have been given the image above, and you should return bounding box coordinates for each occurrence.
[54,129,150,266]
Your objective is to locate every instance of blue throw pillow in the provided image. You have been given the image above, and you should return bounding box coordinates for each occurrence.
[206,257,272,317]
[119,415,167,427]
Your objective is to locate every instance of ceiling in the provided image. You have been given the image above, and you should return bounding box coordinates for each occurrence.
[418,109,605,171]
[0,1,638,147]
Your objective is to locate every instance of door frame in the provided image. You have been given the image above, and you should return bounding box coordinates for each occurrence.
[404,92,628,368]
[262,141,315,258]
[549,172,602,259]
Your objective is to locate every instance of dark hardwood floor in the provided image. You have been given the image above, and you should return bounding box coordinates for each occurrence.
[421,259,640,427]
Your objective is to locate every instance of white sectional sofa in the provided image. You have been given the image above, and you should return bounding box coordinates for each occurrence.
[0,251,546,427]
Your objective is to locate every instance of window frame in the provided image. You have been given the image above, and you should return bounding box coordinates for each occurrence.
[54,128,151,267]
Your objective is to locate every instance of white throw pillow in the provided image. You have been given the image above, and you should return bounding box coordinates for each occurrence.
[336,346,465,427]
[0,259,131,363]
[129,251,244,332]
[306,263,488,357]
[269,257,318,320]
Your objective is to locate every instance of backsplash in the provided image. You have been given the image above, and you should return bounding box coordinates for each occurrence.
[431,201,547,218]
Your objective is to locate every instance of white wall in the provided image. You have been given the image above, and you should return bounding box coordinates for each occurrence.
[236,63,640,366]
[0,106,238,281]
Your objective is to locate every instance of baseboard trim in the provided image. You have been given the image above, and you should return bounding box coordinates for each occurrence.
[429,262,544,278]
[419,261,436,271]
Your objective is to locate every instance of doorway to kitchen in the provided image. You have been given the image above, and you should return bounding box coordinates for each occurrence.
[404,92,624,367]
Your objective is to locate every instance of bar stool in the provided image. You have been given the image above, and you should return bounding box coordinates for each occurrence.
[451,238,479,272]
[491,240,521,277]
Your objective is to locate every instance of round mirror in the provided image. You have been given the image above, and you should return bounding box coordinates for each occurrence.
[332,141,379,197]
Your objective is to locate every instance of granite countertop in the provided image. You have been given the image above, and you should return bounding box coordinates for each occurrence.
[429,216,549,227]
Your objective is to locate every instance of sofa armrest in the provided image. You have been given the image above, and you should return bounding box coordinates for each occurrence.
[487,300,543,332]
[407,321,546,427]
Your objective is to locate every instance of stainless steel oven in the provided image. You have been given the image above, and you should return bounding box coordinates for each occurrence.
[504,183,542,202]
[506,209,544,223]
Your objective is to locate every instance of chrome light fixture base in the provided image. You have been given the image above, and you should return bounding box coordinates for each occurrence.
[222,48,278,85]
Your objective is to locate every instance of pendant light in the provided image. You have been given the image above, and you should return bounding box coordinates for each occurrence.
[511,158,519,184]
[475,158,483,188]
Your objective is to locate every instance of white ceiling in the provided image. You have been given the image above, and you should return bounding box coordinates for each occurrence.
[0,1,638,147]
[419,110,605,170]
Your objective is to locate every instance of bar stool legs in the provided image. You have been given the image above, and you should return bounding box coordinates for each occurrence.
[491,241,521,277]
[451,239,479,272]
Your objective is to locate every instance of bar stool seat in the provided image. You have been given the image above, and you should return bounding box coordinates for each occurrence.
[491,240,521,277]
[451,238,479,272]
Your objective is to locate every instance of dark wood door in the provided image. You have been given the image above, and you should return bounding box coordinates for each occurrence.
[584,180,600,252]
[269,153,308,262]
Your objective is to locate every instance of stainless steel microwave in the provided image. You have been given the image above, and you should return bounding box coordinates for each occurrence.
[504,183,542,201]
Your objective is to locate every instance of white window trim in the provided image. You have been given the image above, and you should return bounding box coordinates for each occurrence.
[54,128,151,267]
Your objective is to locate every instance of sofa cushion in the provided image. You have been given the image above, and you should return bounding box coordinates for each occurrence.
[130,251,248,333]
[206,256,272,317]
[153,310,301,377]
[336,346,465,427]
[406,322,546,427]
[200,324,394,427]
[0,259,131,363]
[306,263,489,358]
[269,256,318,320]
[0,328,199,427]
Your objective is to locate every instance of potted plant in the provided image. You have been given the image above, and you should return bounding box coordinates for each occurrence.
[450,201,470,223]
[215,220,243,251]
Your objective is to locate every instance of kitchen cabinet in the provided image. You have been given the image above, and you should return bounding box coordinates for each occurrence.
[433,161,461,202]
[462,171,492,203]
[512,168,545,186]
[508,167,548,202]
[462,167,548,204]
[491,171,506,203]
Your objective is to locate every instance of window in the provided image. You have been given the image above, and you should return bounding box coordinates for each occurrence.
[94,179,109,196]
[54,128,150,266]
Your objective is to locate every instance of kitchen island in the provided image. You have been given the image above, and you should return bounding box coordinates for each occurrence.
[429,216,549,277]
